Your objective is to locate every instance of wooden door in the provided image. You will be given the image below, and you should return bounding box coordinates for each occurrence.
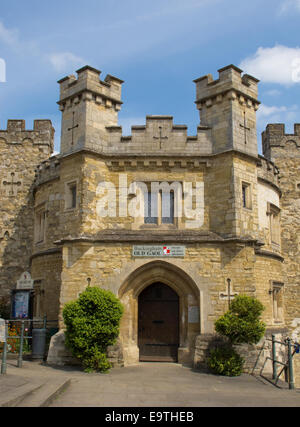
[138,283,179,362]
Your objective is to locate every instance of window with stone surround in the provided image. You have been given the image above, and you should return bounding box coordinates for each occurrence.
[35,206,46,244]
[267,202,281,245]
[144,188,175,225]
[271,282,284,323]
[142,182,181,227]
[242,182,252,209]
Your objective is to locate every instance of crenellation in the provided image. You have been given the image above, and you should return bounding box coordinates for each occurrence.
[34,155,61,187]
[102,115,213,154]
[194,65,260,157]
[262,123,300,160]
[7,120,26,131]
[257,156,281,191]
[194,65,259,105]
[58,65,123,109]
[0,119,54,150]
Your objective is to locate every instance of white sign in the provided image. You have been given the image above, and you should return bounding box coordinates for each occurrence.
[188,306,200,324]
[16,272,34,290]
[0,319,6,343]
[133,245,185,258]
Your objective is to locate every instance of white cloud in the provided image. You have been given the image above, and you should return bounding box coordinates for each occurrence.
[0,20,86,75]
[46,52,86,73]
[239,45,300,85]
[264,89,281,97]
[257,103,300,134]
[0,21,18,47]
[279,0,300,14]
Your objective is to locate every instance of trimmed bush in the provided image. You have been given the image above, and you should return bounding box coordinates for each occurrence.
[208,295,266,376]
[215,295,266,345]
[63,287,124,373]
[208,346,244,377]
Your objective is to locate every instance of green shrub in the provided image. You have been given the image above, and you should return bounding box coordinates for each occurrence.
[210,295,266,377]
[215,295,266,345]
[208,346,244,377]
[63,287,124,373]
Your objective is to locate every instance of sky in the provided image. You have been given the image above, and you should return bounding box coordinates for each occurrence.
[0,0,300,154]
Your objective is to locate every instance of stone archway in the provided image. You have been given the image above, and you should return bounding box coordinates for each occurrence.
[118,261,200,366]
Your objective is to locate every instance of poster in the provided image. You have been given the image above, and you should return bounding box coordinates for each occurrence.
[12,291,30,319]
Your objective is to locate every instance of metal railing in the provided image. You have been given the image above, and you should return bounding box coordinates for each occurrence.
[1,317,58,375]
[258,335,299,390]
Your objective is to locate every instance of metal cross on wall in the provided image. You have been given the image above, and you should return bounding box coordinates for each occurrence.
[219,279,238,309]
[68,112,79,145]
[240,111,250,144]
[2,172,22,196]
[153,126,168,149]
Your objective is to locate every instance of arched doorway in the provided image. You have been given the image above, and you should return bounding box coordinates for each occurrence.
[138,282,179,362]
[119,261,200,366]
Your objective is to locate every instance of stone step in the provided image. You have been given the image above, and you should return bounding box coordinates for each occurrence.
[0,381,44,407]
[17,378,71,407]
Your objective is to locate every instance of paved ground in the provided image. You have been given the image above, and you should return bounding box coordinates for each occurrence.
[1,360,300,407]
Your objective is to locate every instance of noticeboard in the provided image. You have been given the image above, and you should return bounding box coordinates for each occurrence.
[12,291,31,319]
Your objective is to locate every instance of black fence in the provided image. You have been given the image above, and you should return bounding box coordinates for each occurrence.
[0,317,58,374]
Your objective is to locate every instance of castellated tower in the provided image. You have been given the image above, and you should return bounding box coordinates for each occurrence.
[262,123,300,383]
[262,124,300,326]
[194,65,260,157]
[58,65,124,155]
[0,119,54,301]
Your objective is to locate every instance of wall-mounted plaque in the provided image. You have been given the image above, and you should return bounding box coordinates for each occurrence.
[188,306,200,324]
[16,272,34,290]
[132,245,185,258]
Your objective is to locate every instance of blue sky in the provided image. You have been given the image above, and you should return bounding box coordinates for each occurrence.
[0,0,300,154]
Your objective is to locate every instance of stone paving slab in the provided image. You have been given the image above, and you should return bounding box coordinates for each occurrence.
[48,363,300,407]
[1,360,300,407]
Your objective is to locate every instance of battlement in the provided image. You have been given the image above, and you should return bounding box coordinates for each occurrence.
[262,124,300,160]
[263,123,300,138]
[194,64,260,110]
[104,115,212,155]
[57,65,124,113]
[34,155,60,187]
[193,65,260,157]
[257,155,281,191]
[0,119,54,150]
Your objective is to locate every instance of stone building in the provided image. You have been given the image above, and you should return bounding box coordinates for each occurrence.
[0,64,299,382]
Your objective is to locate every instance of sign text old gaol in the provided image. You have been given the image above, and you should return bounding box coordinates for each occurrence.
[132,245,185,258]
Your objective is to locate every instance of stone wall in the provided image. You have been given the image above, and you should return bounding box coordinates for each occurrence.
[0,120,54,301]
[262,123,300,386]
[194,330,289,380]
